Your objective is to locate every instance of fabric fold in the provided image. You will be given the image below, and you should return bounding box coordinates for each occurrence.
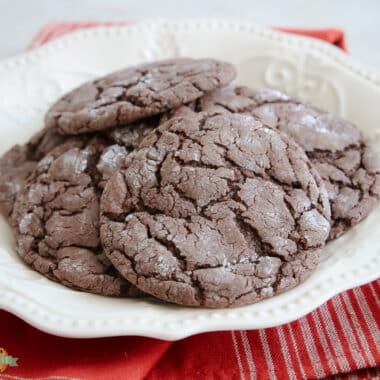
[0,22,378,380]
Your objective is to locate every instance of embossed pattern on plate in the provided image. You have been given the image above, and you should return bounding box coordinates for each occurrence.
[0,20,379,339]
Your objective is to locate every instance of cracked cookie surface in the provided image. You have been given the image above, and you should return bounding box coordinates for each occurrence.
[11,136,140,296]
[106,116,160,149]
[251,98,380,239]
[0,128,66,220]
[1,112,157,222]
[45,58,237,135]
[100,112,331,308]
[177,86,380,239]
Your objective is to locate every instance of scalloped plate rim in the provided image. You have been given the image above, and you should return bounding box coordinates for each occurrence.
[0,19,379,340]
[0,20,379,86]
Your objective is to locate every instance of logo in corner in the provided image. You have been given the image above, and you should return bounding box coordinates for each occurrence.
[0,347,18,373]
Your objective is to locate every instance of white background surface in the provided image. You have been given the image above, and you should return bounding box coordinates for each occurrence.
[1,0,380,70]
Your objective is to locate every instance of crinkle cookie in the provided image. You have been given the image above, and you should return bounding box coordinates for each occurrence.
[12,136,140,296]
[100,112,331,308]
[45,58,237,135]
[106,116,160,149]
[251,95,380,239]
[0,128,65,219]
[175,85,380,239]
[0,112,159,221]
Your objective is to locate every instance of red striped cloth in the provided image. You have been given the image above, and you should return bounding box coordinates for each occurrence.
[1,23,379,380]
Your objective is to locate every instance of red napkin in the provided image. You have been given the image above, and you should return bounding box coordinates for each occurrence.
[1,23,379,380]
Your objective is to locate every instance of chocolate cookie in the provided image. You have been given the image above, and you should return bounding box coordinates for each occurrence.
[106,116,160,149]
[12,136,140,296]
[100,112,331,308]
[0,114,156,221]
[0,128,65,219]
[177,86,380,239]
[251,99,380,239]
[45,58,237,135]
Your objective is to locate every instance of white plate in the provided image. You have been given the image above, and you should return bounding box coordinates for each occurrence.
[0,20,379,340]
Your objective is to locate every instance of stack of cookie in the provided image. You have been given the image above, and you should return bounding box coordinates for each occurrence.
[1,58,379,308]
